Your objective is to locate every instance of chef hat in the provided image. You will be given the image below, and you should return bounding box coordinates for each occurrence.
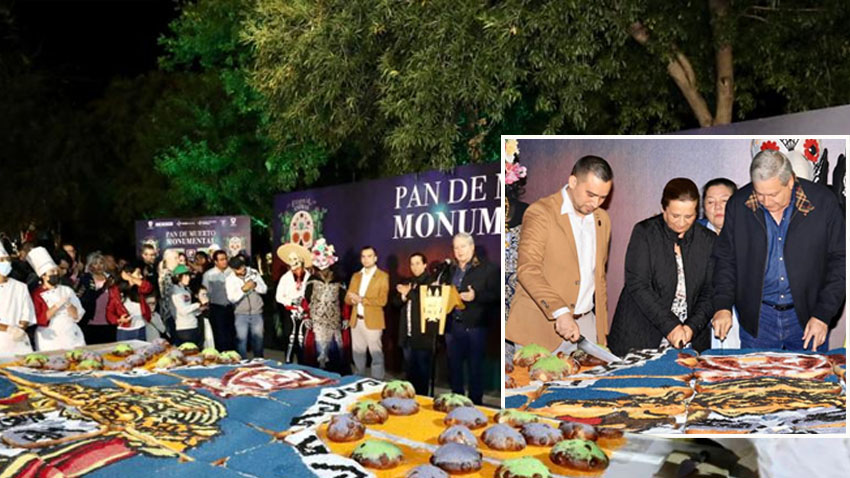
[0,242,9,258]
[26,247,58,277]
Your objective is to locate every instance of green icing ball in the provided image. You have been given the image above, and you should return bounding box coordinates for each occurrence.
[438,393,472,406]
[552,439,608,464]
[178,342,199,350]
[499,410,538,423]
[385,380,413,393]
[221,350,241,360]
[516,343,549,359]
[65,350,83,360]
[77,359,102,369]
[352,440,402,459]
[353,399,385,413]
[114,344,133,353]
[25,353,48,362]
[530,356,570,373]
[155,356,175,368]
[500,457,551,478]
[201,348,219,356]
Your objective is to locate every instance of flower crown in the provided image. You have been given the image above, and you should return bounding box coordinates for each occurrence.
[503,139,527,185]
[311,238,338,271]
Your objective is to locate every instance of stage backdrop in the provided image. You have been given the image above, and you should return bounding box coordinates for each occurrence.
[274,163,502,389]
[135,215,252,261]
[512,137,847,349]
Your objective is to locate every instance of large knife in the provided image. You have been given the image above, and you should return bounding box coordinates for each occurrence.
[576,335,621,364]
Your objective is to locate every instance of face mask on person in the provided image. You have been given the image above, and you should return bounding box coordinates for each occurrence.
[0,262,11,277]
[47,274,60,286]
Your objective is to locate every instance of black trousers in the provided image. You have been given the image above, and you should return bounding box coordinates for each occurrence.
[279,305,302,362]
[209,304,235,351]
[175,327,202,347]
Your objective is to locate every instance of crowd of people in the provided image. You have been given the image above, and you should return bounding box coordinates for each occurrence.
[274,233,498,404]
[506,150,845,355]
[0,230,499,404]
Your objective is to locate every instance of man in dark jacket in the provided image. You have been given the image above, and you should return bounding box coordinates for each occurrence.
[393,252,434,396]
[712,150,845,351]
[443,233,499,405]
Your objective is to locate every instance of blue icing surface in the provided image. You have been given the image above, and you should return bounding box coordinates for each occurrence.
[183,418,273,462]
[213,395,296,432]
[584,377,688,389]
[504,394,528,409]
[0,375,17,397]
[225,441,318,478]
[150,460,262,478]
[526,387,640,409]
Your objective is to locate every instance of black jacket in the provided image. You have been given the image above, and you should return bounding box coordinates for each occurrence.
[608,215,716,355]
[712,179,845,337]
[441,259,499,329]
[392,273,438,350]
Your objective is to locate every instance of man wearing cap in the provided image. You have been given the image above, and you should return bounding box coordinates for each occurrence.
[345,246,389,379]
[275,243,312,361]
[0,242,35,357]
[28,247,86,351]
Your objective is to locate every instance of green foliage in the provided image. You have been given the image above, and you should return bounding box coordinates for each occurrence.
[245,0,850,153]
[155,0,329,226]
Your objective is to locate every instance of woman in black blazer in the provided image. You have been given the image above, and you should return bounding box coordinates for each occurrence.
[608,178,716,356]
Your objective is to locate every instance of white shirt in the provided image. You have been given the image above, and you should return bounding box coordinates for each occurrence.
[0,278,35,327]
[553,185,597,318]
[225,268,268,303]
[171,284,200,331]
[356,266,377,317]
[275,270,311,307]
[38,285,85,323]
[121,299,147,331]
[202,267,232,306]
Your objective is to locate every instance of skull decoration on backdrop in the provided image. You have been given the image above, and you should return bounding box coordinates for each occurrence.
[750,139,823,181]
[750,138,845,212]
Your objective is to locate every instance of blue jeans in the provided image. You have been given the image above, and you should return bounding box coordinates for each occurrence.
[445,325,488,405]
[235,314,264,358]
[116,327,146,342]
[740,303,829,352]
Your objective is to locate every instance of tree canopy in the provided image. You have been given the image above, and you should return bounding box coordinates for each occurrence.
[1,0,848,252]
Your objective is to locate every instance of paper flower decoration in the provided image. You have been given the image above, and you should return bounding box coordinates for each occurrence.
[311,238,338,271]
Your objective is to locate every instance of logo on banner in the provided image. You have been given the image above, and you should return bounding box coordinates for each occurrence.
[147,221,154,229]
[279,199,327,249]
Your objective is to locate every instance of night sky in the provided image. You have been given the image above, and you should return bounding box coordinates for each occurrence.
[11,0,178,102]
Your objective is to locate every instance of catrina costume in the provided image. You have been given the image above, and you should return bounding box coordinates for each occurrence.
[302,239,350,372]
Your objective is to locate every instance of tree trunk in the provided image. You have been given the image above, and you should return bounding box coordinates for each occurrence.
[629,0,736,128]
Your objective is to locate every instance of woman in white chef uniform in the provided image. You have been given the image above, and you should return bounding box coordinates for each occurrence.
[0,242,35,357]
[27,247,86,351]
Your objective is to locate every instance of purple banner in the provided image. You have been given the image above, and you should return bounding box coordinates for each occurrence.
[273,163,502,281]
[135,215,252,261]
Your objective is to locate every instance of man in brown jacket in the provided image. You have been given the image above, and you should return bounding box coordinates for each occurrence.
[506,156,613,352]
[346,246,389,379]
